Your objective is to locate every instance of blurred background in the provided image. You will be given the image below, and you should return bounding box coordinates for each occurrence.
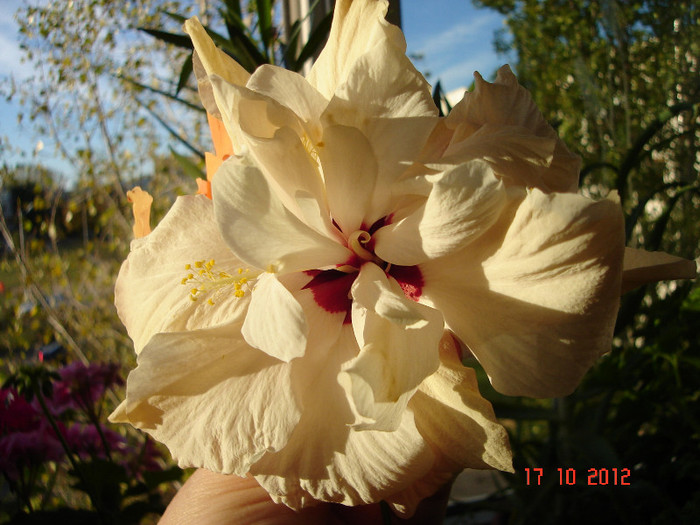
[0,1,698,523]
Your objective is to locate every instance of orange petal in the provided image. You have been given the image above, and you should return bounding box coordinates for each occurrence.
[204,152,223,186]
[196,178,213,200]
[207,112,234,162]
[126,187,153,238]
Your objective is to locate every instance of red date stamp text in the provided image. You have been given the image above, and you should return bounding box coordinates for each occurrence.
[524,467,631,486]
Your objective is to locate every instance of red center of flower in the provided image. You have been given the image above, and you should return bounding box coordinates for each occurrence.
[303,217,424,324]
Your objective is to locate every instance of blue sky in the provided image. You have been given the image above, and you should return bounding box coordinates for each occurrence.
[0,0,510,178]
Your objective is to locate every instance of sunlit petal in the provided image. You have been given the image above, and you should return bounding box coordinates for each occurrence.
[242,273,308,362]
[339,263,443,431]
[423,189,624,397]
[445,65,580,193]
[115,195,248,355]
[213,159,351,274]
[374,160,506,265]
[110,324,300,476]
[251,328,435,509]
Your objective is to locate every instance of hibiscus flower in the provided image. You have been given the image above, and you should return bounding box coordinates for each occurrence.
[109,0,693,516]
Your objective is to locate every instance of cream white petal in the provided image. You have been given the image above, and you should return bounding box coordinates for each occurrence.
[243,126,333,234]
[339,263,443,431]
[109,324,301,476]
[209,77,337,238]
[250,328,435,509]
[374,160,507,266]
[213,159,351,274]
[621,247,697,293]
[246,65,327,140]
[422,189,624,397]
[208,75,300,158]
[440,124,558,189]
[364,116,440,222]
[411,334,513,473]
[446,65,579,193]
[115,195,248,354]
[242,273,308,362]
[318,125,378,234]
[388,334,513,516]
[323,39,436,126]
[307,0,401,100]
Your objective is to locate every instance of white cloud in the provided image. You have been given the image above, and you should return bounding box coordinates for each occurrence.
[407,10,506,92]
[436,50,508,90]
[414,12,501,57]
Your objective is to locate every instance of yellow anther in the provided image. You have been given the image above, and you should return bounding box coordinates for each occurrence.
[185,264,191,270]
[181,260,256,303]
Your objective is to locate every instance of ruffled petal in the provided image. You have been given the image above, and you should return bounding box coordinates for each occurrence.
[422,189,624,397]
[246,65,327,140]
[363,117,440,223]
[109,325,300,476]
[243,126,332,234]
[115,195,248,354]
[208,75,301,159]
[307,0,400,100]
[323,44,437,125]
[213,158,351,274]
[242,273,308,362]
[622,247,697,293]
[374,160,507,266]
[209,78,338,239]
[440,124,558,189]
[250,327,435,509]
[445,65,580,193]
[339,263,443,431]
[387,334,513,515]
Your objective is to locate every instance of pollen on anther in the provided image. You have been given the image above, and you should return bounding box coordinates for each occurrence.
[181,260,254,302]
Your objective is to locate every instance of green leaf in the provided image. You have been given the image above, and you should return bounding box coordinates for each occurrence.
[118,74,203,112]
[292,12,333,71]
[139,28,192,50]
[431,81,452,117]
[176,53,193,96]
[170,147,205,180]
[218,11,268,71]
[256,0,273,56]
[135,98,205,160]
[222,0,243,19]
[162,10,188,25]
[281,19,302,69]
